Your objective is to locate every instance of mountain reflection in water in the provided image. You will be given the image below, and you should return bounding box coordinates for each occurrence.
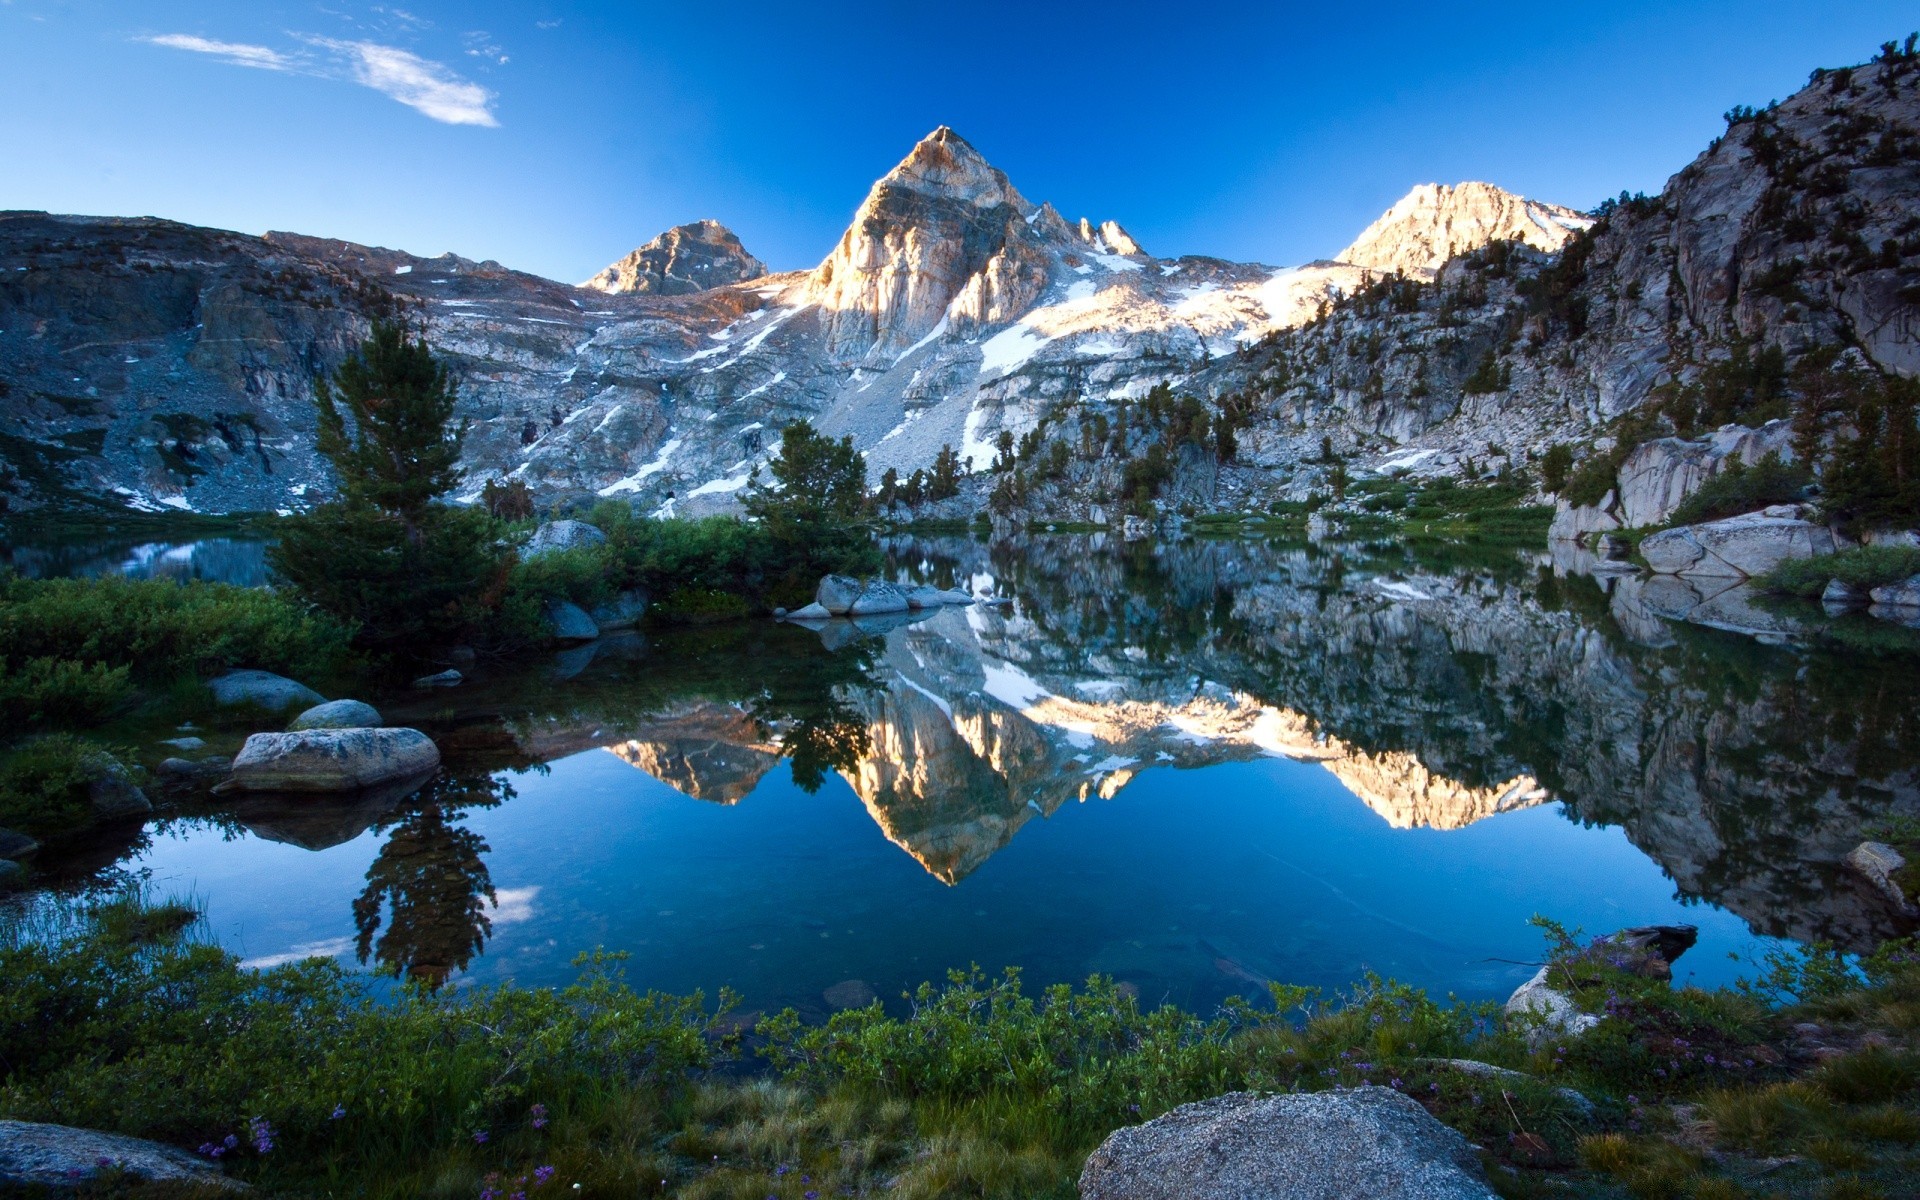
[117,534,1919,1009]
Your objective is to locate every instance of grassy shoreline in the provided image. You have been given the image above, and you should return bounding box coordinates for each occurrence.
[2,893,1916,1199]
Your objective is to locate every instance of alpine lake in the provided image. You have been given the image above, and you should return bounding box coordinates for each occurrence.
[8,525,1920,1023]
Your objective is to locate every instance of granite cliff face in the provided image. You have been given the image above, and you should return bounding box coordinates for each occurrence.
[580,220,767,296]
[1335,182,1590,280]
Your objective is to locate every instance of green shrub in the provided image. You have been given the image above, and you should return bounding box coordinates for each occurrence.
[0,734,117,834]
[1669,453,1811,525]
[0,575,353,698]
[1759,545,1920,597]
[0,654,131,727]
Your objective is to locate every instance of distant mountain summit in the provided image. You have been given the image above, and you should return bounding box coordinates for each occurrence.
[1336,181,1591,278]
[582,219,766,295]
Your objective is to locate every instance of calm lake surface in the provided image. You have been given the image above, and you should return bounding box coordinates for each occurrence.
[15,530,1920,1018]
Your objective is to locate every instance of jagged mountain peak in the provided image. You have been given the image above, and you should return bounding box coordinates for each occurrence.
[1335,180,1590,279]
[581,219,767,296]
[875,126,1024,208]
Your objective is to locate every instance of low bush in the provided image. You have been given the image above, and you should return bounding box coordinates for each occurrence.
[1761,545,1920,597]
[0,575,354,696]
[0,654,132,728]
[1668,452,1812,525]
[0,733,123,834]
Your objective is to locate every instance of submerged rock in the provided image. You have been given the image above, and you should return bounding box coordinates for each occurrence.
[523,519,605,559]
[786,602,832,620]
[208,669,325,713]
[412,669,463,689]
[0,1119,245,1191]
[289,699,383,731]
[1078,1087,1495,1200]
[229,728,440,793]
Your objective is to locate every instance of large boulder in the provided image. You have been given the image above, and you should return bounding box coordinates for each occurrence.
[229,728,440,793]
[1078,1087,1495,1200]
[288,699,382,731]
[545,599,601,643]
[85,755,151,820]
[848,580,910,615]
[208,669,325,713]
[0,828,39,858]
[785,602,832,620]
[523,519,606,559]
[1506,925,1697,1046]
[1869,574,1920,608]
[1615,421,1796,528]
[816,574,863,615]
[903,584,947,610]
[0,1120,245,1191]
[1548,491,1621,543]
[1640,506,1838,578]
[591,589,648,630]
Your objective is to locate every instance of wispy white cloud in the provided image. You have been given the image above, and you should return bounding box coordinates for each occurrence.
[535,19,563,29]
[141,33,291,71]
[142,29,500,127]
[462,30,509,66]
[305,37,500,126]
[239,936,355,970]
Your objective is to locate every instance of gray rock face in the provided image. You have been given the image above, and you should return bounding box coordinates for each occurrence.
[229,727,440,792]
[545,599,600,643]
[849,580,910,615]
[1823,578,1865,607]
[1640,507,1838,578]
[209,670,325,713]
[1078,1087,1495,1200]
[1337,181,1589,282]
[1614,422,1797,529]
[581,220,767,296]
[591,589,648,630]
[523,520,607,559]
[1506,925,1698,1046]
[1848,841,1915,914]
[786,602,832,620]
[0,1120,244,1191]
[288,699,383,730]
[1869,574,1920,608]
[816,575,863,615]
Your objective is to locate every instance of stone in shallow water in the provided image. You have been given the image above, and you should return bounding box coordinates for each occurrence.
[1078,1087,1496,1200]
[230,728,440,792]
[823,979,877,1009]
[209,669,325,713]
[545,599,601,643]
[816,574,862,614]
[786,602,832,620]
[288,699,383,731]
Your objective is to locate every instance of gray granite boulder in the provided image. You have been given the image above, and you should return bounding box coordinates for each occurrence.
[523,519,606,559]
[0,828,39,858]
[0,1119,245,1191]
[1869,573,1920,608]
[786,602,832,620]
[591,589,648,630]
[412,669,463,689]
[816,574,863,614]
[848,580,910,615]
[1507,925,1697,1047]
[229,728,440,792]
[903,584,947,609]
[1848,841,1916,914]
[1078,1087,1495,1200]
[208,669,324,713]
[86,756,151,819]
[1640,507,1837,578]
[545,599,600,643]
[1822,578,1865,608]
[289,699,383,731]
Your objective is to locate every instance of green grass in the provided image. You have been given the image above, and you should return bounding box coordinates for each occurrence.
[1760,545,1920,597]
[9,894,1919,1199]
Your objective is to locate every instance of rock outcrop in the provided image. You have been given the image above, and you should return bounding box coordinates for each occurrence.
[580,220,766,296]
[1336,181,1590,281]
[523,520,606,559]
[1640,506,1839,577]
[0,1120,244,1191]
[229,727,440,792]
[1078,1088,1496,1200]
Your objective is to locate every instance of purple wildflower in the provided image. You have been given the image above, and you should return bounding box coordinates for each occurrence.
[775,1165,790,1177]
[530,1103,549,1130]
[248,1118,275,1155]
[331,1105,346,1120]
[533,1166,556,1187]
[474,1130,490,1145]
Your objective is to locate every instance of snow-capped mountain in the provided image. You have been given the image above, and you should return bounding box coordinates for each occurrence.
[1335,181,1590,279]
[580,219,767,296]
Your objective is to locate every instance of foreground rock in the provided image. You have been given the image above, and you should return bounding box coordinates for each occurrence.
[816,574,863,614]
[208,670,325,713]
[1640,507,1839,578]
[1078,1087,1495,1200]
[849,580,910,615]
[1869,574,1920,608]
[523,519,606,559]
[0,1119,244,1191]
[85,755,151,820]
[288,699,382,731]
[229,728,440,792]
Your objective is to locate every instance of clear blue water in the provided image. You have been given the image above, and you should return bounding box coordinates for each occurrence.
[24,533,1920,1014]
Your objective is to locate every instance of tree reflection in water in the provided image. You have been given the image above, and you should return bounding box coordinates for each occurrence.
[352,772,514,988]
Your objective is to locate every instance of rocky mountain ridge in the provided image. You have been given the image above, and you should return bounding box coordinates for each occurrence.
[3,42,1916,518]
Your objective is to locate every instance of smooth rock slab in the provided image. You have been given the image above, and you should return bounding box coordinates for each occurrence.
[1079,1087,1495,1200]
[903,584,947,610]
[0,1119,245,1191]
[849,580,910,615]
[208,669,325,713]
[230,728,440,793]
[288,699,383,731]
[1640,508,1837,579]
[523,519,606,559]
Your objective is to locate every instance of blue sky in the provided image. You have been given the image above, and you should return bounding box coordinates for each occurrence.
[2,2,1912,282]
